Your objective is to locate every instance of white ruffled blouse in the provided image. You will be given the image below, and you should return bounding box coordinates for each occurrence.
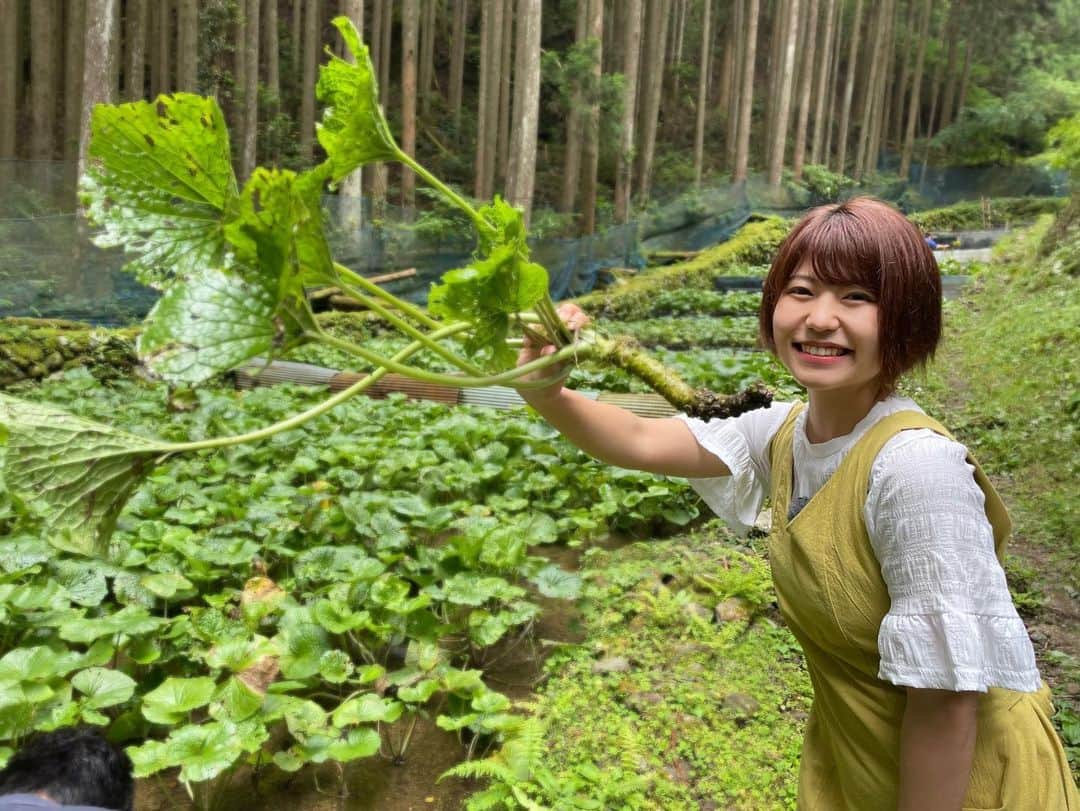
[676,395,1041,694]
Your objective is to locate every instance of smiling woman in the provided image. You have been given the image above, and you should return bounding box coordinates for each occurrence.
[519,197,1080,810]
[760,196,942,399]
[770,267,883,439]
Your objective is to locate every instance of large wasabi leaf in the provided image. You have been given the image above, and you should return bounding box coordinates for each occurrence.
[530,565,583,600]
[326,727,382,764]
[315,16,400,181]
[58,606,166,643]
[137,263,307,385]
[0,395,173,556]
[224,167,335,289]
[428,245,549,371]
[140,170,322,385]
[141,677,217,725]
[80,94,238,288]
[428,197,550,370]
[475,195,527,257]
[128,720,264,782]
[72,667,137,710]
[331,694,402,727]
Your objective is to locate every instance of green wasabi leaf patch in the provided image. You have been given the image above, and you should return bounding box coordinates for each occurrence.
[318,650,353,684]
[315,16,401,181]
[209,677,264,723]
[58,606,166,644]
[326,727,381,763]
[72,667,137,710]
[277,616,332,680]
[80,94,237,288]
[0,646,81,684]
[531,565,583,600]
[141,676,217,725]
[0,395,173,556]
[331,693,402,726]
[140,572,195,599]
[128,720,259,783]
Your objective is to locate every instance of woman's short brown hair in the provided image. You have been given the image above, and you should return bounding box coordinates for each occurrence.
[759,196,942,390]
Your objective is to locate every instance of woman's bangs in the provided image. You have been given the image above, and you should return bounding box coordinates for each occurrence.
[801,215,881,293]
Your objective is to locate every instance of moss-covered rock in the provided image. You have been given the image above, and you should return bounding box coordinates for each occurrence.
[0,311,392,388]
[0,318,139,388]
[576,216,790,320]
[908,196,1066,232]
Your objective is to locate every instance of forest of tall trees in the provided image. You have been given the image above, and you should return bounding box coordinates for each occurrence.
[1,0,1077,233]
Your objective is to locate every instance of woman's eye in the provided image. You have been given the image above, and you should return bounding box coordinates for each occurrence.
[845,291,874,302]
[786,286,812,296]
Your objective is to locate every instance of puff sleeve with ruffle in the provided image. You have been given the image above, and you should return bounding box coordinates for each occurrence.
[866,430,1041,693]
[674,401,795,536]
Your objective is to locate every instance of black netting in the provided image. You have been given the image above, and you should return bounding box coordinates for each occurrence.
[0,158,1068,325]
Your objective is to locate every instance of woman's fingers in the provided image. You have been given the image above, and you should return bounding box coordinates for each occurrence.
[523,304,589,350]
[555,302,590,332]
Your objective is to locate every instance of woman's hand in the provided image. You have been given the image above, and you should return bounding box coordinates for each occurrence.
[510,302,729,477]
[515,302,591,400]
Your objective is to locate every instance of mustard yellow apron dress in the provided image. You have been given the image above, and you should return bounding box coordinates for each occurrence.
[767,405,1079,810]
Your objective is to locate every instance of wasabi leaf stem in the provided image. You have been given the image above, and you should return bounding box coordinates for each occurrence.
[328,279,486,377]
[161,322,474,454]
[395,151,490,238]
[312,329,584,390]
[332,262,441,331]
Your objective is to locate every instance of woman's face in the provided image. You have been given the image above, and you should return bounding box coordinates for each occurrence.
[771,260,883,401]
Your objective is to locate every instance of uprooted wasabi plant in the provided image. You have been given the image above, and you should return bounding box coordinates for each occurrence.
[0,17,768,561]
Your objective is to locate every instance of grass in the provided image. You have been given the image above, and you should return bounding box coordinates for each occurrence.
[480,527,810,810]
[911,213,1080,777]
[907,196,1066,232]
[915,214,1079,572]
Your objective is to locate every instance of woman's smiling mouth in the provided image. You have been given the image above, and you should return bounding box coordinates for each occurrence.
[794,342,851,357]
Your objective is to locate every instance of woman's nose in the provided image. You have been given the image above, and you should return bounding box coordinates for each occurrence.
[804,296,840,331]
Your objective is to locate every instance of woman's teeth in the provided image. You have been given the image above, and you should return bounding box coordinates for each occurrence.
[801,344,847,356]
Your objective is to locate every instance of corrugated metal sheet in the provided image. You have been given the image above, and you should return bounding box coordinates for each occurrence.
[596,392,678,417]
[235,360,337,389]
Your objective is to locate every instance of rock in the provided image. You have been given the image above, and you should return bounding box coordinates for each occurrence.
[671,642,708,657]
[714,597,751,623]
[664,757,693,785]
[723,692,760,725]
[754,509,773,533]
[625,691,664,713]
[592,656,631,674]
[675,712,704,729]
[0,318,138,387]
[684,601,712,622]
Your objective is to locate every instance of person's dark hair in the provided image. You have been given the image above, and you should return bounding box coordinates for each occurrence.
[0,727,134,811]
[759,196,942,391]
